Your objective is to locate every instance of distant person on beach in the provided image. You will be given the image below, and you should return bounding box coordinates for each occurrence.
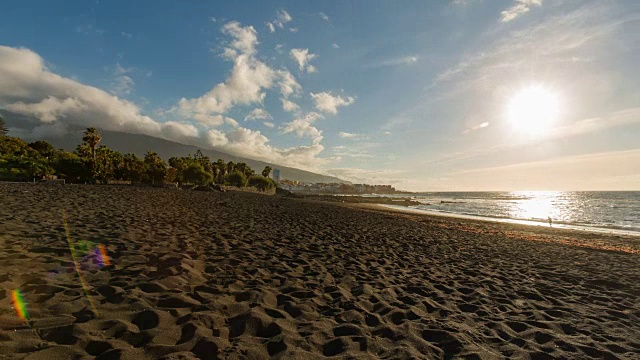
[548,216,553,227]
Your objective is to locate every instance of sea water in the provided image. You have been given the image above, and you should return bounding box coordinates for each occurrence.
[372,191,640,234]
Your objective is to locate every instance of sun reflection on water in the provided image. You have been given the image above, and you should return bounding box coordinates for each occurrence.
[509,191,562,221]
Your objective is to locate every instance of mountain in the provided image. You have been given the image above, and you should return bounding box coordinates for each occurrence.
[0,110,348,184]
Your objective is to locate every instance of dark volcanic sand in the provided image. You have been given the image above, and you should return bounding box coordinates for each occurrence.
[1,183,639,359]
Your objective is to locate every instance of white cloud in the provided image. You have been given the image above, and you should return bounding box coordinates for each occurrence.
[373,55,419,68]
[332,43,340,49]
[290,48,317,73]
[338,131,369,140]
[281,98,300,113]
[310,91,355,115]
[161,121,200,141]
[276,70,302,98]
[245,108,272,121]
[276,10,293,27]
[276,70,302,112]
[111,63,135,96]
[0,26,334,170]
[221,21,258,56]
[206,126,327,170]
[266,22,275,33]
[289,27,299,33]
[267,10,293,33]
[281,112,324,144]
[225,117,240,128]
[177,22,276,122]
[319,13,330,22]
[462,121,490,134]
[501,0,543,22]
[0,45,205,147]
[120,32,133,39]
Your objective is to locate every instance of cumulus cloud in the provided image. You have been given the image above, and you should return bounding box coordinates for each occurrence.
[276,70,302,112]
[206,126,326,169]
[0,45,330,169]
[266,10,293,33]
[245,108,272,121]
[276,70,302,98]
[0,46,163,134]
[281,98,300,113]
[310,91,355,115]
[319,13,330,22]
[281,112,324,144]
[263,121,275,128]
[501,0,543,22]
[290,48,317,73]
[177,22,276,123]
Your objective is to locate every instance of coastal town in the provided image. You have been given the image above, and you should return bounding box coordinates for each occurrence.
[277,179,400,194]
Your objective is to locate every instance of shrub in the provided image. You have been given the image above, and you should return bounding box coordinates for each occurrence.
[248,175,276,191]
[225,170,247,187]
[183,163,212,185]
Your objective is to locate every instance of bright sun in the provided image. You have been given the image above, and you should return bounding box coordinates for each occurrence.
[507,85,560,135]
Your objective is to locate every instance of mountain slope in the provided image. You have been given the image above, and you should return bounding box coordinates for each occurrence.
[0,110,347,184]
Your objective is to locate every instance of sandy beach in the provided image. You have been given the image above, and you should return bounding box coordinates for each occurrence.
[1,183,639,359]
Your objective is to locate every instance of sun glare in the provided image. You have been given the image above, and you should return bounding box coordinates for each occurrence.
[507,85,560,135]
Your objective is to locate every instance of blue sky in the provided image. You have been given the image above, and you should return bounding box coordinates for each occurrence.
[1,0,639,190]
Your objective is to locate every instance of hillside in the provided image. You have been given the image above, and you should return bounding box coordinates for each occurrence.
[0,110,347,184]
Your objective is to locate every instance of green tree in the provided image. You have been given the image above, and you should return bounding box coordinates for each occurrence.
[168,156,189,185]
[226,161,235,174]
[183,163,213,185]
[143,151,167,185]
[54,151,89,183]
[193,150,212,173]
[81,127,102,180]
[122,153,145,183]
[28,140,57,159]
[225,170,247,187]
[248,175,276,191]
[215,159,227,184]
[94,146,122,183]
[0,136,28,156]
[261,166,273,178]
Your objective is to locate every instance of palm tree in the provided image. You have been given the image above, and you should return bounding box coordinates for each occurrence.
[215,159,226,183]
[82,128,102,179]
[226,161,235,175]
[262,166,273,178]
[143,151,167,185]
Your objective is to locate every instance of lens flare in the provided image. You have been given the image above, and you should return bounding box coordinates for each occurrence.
[63,210,99,316]
[97,244,111,267]
[11,289,29,322]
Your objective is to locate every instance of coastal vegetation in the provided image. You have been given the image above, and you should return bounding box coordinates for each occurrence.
[0,123,276,191]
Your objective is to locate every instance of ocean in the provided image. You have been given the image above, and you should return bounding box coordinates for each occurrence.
[374,191,640,235]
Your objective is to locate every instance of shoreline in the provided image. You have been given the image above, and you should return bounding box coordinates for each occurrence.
[375,203,640,237]
[348,203,640,255]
